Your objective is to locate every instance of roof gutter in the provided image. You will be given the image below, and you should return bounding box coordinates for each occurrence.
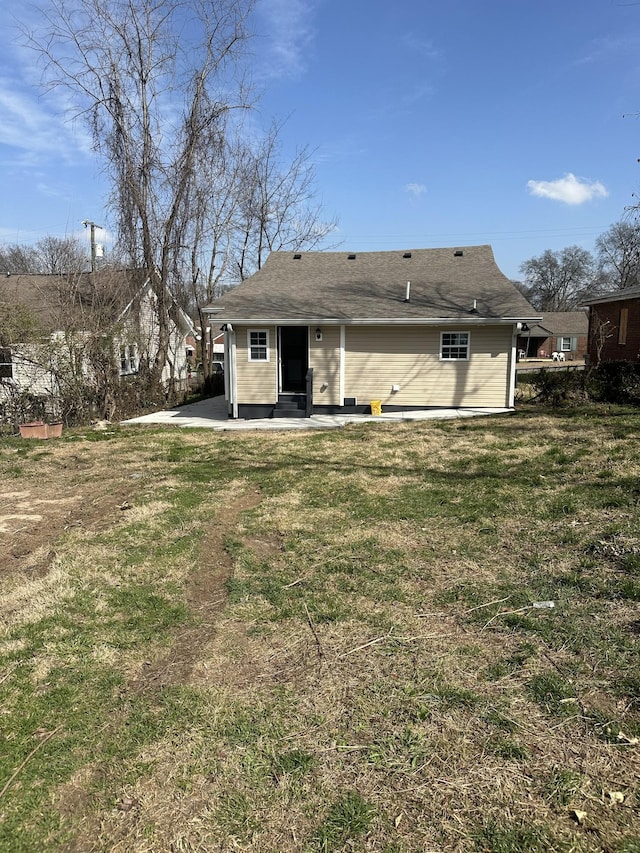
[204,316,542,327]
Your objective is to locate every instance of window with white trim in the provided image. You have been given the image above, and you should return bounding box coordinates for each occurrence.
[440,331,470,360]
[248,329,269,361]
[120,344,139,375]
[0,347,12,379]
[559,336,572,352]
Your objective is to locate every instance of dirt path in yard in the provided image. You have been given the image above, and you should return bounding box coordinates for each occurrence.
[131,488,264,691]
[0,437,264,688]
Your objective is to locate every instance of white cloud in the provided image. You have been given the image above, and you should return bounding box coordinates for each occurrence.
[75,224,114,246]
[572,35,640,68]
[405,183,427,198]
[253,0,317,79]
[402,33,441,61]
[0,75,94,165]
[526,172,608,205]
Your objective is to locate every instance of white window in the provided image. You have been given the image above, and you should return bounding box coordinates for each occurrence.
[120,344,139,375]
[559,336,572,352]
[440,331,470,361]
[0,347,12,379]
[248,329,269,362]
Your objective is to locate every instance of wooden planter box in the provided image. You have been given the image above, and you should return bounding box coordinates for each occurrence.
[19,421,63,439]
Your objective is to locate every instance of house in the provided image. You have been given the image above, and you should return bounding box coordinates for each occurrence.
[204,246,540,419]
[0,269,194,418]
[190,327,225,367]
[516,312,588,360]
[582,287,640,364]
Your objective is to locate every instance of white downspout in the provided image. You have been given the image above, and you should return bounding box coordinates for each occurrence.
[508,323,519,408]
[339,325,345,405]
[225,324,238,419]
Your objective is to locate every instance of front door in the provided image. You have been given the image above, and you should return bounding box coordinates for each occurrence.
[279,326,309,393]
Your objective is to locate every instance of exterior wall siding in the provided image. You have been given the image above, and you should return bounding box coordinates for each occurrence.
[127,289,190,388]
[588,299,640,363]
[0,347,56,399]
[235,325,278,403]
[310,325,341,406]
[230,323,514,410]
[343,325,512,408]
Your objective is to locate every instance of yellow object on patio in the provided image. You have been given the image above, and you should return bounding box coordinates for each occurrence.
[370,400,382,416]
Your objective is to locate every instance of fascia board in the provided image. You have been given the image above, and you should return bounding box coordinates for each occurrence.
[581,291,640,307]
[209,316,541,326]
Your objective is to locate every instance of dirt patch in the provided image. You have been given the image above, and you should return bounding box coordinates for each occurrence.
[0,445,145,579]
[131,487,264,692]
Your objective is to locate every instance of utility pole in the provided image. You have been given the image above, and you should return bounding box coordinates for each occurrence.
[82,220,103,272]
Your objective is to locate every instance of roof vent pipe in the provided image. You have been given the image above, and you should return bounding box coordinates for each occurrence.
[404,281,411,303]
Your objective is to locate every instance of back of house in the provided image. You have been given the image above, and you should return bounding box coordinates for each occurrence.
[205,245,539,419]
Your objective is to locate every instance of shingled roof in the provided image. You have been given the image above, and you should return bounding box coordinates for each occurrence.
[0,269,146,336]
[531,312,588,337]
[207,246,538,323]
[582,286,640,306]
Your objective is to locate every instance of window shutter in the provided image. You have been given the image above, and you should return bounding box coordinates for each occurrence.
[619,308,628,345]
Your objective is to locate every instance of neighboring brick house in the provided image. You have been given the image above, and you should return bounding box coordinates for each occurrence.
[516,312,588,360]
[583,288,640,364]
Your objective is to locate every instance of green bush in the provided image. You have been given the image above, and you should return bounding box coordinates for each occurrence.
[526,361,640,407]
[587,361,640,404]
[528,368,588,407]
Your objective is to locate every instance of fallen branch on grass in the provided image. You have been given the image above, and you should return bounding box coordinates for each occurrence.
[0,725,63,800]
[481,605,532,630]
[303,601,323,659]
[464,595,511,614]
[338,633,390,658]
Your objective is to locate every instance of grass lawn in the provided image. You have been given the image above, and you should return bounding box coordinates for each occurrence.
[1,405,639,852]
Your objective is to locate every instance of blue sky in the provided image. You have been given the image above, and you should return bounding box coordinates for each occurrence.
[1,0,639,280]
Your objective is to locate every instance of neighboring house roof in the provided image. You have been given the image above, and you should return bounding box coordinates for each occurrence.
[0,269,147,336]
[526,312,588,337]
[0,269,194,340]
[206,246,539,323]
[582,287,640,307]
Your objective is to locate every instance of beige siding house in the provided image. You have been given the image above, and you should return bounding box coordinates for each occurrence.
[205,246,539,419]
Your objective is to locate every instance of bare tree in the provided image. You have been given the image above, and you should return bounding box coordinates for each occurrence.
[233,123,338,281]
[28,0,253,399]
[594,220,640,292]
[589,310,616,367]
[511,279,534,302]
[172,122,338,380]
[519,246,595,311]
[177,132,241,381]
[1,237,87,273]
[0,243,40,273]
[26,0,338,397]
[35,236,88,274]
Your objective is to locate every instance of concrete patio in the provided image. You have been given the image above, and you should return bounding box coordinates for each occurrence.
[122,396,512,431]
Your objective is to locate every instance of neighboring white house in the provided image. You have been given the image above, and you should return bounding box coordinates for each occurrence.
[0,269,194,419]
[204,246,540,419]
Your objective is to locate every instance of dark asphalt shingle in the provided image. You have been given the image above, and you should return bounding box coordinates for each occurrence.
[207,246,539,322]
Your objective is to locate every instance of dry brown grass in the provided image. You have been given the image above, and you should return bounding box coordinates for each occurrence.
[1,411,639,852]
